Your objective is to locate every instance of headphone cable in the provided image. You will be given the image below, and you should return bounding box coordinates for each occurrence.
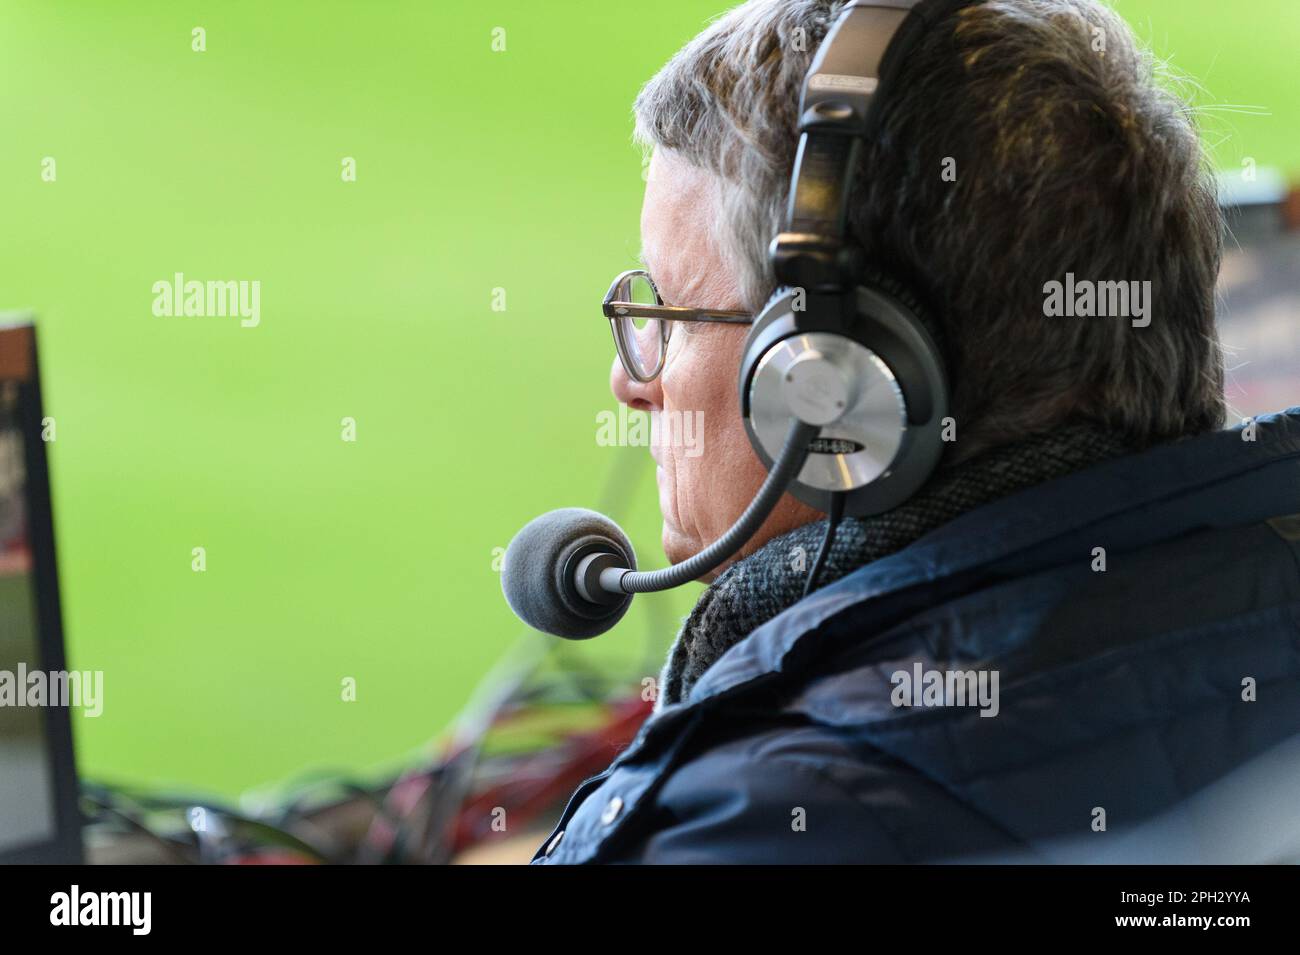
[803,490,845,598]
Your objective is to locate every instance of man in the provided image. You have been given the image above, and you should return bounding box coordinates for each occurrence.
[532,0,1300,863]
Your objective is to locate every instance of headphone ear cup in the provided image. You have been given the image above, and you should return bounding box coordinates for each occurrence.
[739,282,801,383]
[738,273,950,519]
[759,284,796,315]
[856,266,944,357]
[744,284,797,344]
[752,276,941,357]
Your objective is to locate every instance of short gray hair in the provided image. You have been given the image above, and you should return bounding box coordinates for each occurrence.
[634,0,1225,458]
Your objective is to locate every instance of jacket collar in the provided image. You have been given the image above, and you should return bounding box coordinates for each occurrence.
[682,408,1300,705]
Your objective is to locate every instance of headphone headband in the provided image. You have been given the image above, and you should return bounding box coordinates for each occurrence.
[773,0,978,291]
[741,0,966,518]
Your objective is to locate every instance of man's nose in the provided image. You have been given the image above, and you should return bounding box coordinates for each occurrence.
[610,354,661,413]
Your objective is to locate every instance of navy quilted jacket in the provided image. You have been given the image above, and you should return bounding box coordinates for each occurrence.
[532,409,1300,864]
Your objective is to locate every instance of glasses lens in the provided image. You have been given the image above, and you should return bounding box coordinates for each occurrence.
[613,273,666,379]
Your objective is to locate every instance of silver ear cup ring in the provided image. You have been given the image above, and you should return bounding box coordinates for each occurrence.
[749,331,906,492]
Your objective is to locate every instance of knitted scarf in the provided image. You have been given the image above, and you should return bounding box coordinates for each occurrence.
[657,423,1135,707]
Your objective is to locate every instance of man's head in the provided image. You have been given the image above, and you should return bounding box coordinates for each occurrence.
[612,0,1224,571]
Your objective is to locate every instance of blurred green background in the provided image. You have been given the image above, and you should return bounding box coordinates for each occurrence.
[1,0,1296,797]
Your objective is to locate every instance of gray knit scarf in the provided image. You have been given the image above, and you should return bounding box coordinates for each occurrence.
[657,423,1135,707]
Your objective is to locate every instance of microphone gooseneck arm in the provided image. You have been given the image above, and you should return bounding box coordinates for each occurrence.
[599,419,820,595]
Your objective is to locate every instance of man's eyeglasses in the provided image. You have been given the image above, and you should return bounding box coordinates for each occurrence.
[602,269,754,382]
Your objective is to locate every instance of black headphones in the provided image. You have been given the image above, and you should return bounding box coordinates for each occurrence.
[739,0,973,518]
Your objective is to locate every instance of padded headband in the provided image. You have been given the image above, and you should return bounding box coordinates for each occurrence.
[776,0,982,287]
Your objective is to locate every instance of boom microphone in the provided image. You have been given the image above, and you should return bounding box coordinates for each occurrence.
[502,420,818,639]
[501,507,638,640]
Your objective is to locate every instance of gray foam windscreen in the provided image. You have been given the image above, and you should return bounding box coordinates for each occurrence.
[501,507,636,639]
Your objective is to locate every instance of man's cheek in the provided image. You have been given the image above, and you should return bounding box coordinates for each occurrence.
[683,409,706,458]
